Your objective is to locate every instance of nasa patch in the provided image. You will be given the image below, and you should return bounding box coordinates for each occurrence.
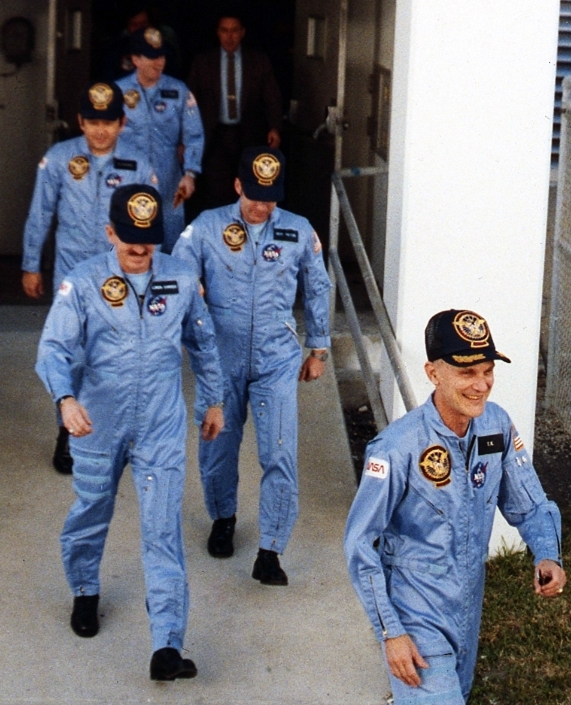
[262,244,282,262]
[148,295,167,316]
[154,101,167,113]
[364,456,389,480]
[470,461,488,489]
[106,173,122,188]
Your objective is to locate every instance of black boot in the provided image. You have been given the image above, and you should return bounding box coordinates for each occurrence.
[150,647,197,680]
[252,548,288,586]
[207,515,236,558]
[53,426,73,474]
[70,594,99,637]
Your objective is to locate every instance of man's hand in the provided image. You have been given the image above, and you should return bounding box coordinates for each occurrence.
[385,634,429,687]
[22,271,44,299]
[202,406,224,441]
[298,354,325,382]
[267,128,281,149]
[534,559,567,597]
[173,174,195,207]
[61,398,93,437]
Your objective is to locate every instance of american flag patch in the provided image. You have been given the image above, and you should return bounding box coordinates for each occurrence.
[512,426,524,452]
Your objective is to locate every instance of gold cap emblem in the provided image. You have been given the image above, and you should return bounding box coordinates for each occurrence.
[89,83,113,110]
[144,27,163,49]
[124,89,140,109]
[68,156,90,180]
[452,311,490,349]
[223,223,247,252]
[127,193,158,228]
[419,445,451,487]
[252,154,280,186]
[101,276,128,307]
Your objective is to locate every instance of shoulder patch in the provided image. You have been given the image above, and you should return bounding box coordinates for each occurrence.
[364,456,389,480]
[58,280,73,297]
[39,156,48,170]
[312,231,322,253]
[511,425,524,452]
[180,224,193,239]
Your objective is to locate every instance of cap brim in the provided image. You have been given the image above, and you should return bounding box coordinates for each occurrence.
[114,222,164,245]
[241,181,284,203]
[442,349,511,367]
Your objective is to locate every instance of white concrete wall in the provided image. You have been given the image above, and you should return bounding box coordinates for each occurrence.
[0,1,49,255]
[383,0,560,552]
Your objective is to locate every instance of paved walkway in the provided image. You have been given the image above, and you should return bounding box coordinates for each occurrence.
[0,306,389,705]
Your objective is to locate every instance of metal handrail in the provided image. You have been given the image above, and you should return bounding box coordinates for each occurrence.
[330,169,418,420]
[330,248,388,429]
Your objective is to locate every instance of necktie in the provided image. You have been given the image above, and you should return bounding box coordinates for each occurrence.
[227,51,237,121]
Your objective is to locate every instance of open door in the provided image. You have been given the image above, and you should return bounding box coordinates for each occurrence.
[47,0,91,140]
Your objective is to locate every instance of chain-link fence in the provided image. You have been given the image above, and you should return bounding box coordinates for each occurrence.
[546,76,571,429]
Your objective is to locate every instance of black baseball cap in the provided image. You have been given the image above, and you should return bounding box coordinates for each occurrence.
[109,184,164,244]
[425,309,511,367]
[238,146,285,202]
[80,81,124,120]
[129,26,166,58]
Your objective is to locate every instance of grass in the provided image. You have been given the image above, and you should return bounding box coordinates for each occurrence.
[469,512,571,705]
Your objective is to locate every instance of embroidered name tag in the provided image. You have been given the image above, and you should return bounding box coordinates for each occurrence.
[477,434,505,455]
[160,89,179,99]
[151,280,179,295]
[273,228,298,243]
[113,158,137,171]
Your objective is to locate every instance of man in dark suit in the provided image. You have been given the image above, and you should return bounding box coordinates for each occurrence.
[188,7,283,210]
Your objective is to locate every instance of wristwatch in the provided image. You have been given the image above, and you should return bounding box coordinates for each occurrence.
[310,349,329,362]
[56,395,74,410]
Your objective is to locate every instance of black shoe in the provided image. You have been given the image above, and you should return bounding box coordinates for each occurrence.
[150,647,197,681]
[53,426,73,474]
[207,515,236,558]
[70,594,99,637]
[252,548,288,586]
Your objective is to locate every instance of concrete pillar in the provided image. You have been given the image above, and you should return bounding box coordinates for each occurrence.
[383,1,560,551]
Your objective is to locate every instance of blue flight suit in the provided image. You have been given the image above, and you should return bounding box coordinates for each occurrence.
[36,249,223,653]
[172,201,331,553]
[344,395,562,704]
[116,73,204,253]
[22,135,154,293]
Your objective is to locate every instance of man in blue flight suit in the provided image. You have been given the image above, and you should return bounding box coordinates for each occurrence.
[35,184,225,680]
[117,27,204,254]
[344,309,566,704]
[22,80,155,474]
[172,146,331,585]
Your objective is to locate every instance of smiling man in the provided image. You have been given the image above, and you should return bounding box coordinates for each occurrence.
[22,80,154,474]
[344,309,566,705]
[35,184,224,680]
